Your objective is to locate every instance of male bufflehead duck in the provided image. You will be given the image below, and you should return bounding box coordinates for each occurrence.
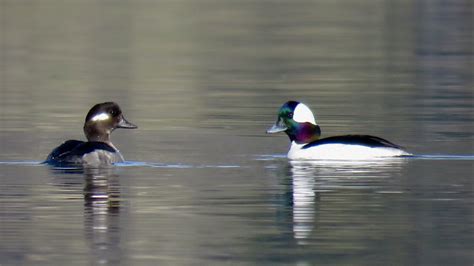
[267,101,411,160]
[45,102,137,166]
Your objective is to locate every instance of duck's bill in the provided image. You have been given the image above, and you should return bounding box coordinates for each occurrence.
[266,123,287,134]
[118,116,138,129]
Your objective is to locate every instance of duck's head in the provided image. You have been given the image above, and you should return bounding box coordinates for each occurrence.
[83,102,137,143]
[267,101,321,144]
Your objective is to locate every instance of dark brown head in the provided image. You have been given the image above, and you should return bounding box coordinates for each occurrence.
[83,102,137,143]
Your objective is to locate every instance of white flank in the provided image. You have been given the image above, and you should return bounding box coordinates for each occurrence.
[288,142,411,160]
[293,103,316,124]
[90,112,110,122]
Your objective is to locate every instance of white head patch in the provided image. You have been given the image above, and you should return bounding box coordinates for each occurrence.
[293,103,316,124]
[90,112,110,122]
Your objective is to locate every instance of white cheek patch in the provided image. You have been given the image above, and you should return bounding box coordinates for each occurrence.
[91,112,110,122]
[293,103,316,124]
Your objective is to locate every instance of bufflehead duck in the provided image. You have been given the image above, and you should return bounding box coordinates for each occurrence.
[45,102,137,166]
[267,101,411,160]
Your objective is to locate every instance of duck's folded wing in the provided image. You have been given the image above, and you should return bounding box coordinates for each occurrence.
[45,140,85,162]
[45,141,117,165]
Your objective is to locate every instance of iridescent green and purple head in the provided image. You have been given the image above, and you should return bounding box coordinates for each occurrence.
[267,101,321,144]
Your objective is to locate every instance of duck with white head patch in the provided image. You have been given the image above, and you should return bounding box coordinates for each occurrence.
[45,102,137,166]
[267,101,411,160]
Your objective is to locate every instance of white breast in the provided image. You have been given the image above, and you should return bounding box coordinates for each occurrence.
[288,141,411,160]
[82,150,124,166]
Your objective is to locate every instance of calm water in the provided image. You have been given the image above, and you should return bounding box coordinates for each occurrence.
[1,0,473,265]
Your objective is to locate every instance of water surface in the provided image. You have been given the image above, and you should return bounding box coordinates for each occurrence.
[1,0,473,265]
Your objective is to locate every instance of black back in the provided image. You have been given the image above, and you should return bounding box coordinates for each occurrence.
[45,140,116,165]
[46,140,84,161]
[302,135,403,149]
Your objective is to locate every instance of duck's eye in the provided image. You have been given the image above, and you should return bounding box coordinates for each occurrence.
[109,109,118,116]
[288,112,294,119]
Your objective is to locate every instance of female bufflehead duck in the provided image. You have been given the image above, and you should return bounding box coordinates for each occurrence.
[267,101,411,160]
[45,102,137,166]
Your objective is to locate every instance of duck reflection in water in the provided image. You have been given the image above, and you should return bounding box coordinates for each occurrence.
[83,167,125,265]
[275,159,407,245]
[288,161,319,244]
[49,166,125,265]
